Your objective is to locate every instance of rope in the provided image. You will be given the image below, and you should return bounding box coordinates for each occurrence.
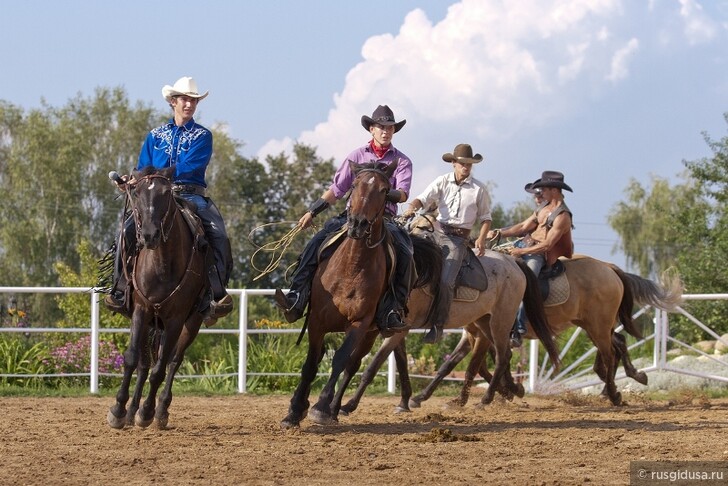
[249,222,310,281]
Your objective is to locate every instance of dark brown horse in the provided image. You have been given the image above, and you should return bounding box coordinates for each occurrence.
[280,160,444,428]
[107,166,209,429]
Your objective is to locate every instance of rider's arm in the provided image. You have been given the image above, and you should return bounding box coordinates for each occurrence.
[491,213,538,239]
[510,212,571,258]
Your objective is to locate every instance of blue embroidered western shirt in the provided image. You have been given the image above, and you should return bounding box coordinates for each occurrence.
[137,117,212,187]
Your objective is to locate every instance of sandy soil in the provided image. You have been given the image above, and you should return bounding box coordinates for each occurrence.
[1,390,726,485]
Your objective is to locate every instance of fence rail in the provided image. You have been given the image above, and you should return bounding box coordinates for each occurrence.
[1,287,727,395]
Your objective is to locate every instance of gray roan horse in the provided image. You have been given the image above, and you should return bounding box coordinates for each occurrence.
[339,214,563,416]
[107,166,210,429]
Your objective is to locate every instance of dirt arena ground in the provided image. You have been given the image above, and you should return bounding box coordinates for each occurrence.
[1,390,727,485]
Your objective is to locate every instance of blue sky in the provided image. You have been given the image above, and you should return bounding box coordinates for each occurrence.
[3,0,728,271]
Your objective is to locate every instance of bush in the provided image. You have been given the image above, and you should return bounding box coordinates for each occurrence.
[0,338,53,388]
[45,335,124,388]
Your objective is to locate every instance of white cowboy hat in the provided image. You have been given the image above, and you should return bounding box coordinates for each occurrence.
[161,76,209,102]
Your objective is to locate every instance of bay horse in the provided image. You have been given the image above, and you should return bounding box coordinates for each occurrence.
[339,219,563,416]
[107,165,209,429]
[407,255,683,407]
[280,160,444,429]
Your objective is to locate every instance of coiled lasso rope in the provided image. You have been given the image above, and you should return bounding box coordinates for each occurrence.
[249,222,310,281]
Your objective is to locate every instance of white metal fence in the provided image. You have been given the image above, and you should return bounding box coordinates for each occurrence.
[1,287,727,395]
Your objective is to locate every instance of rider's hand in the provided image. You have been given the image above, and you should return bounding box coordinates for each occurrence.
[402,208,416,219]
[474,237,486,257]
[486,229,500,239]
[298,211,314,230]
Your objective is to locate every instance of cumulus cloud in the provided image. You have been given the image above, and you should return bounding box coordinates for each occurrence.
[606,38,639,83]
[258,0,632,162]
[678,0,718,45]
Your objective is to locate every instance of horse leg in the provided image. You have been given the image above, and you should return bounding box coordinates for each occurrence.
[340,333,407,416]
[588,329,622,406]
[310,326,367,425]
[108,313,148,429]
[478,317,514,406]
[330,331,379,420]
[613,332,648,386]
[137,324,183,427]
[412,330,473,408]
[155,320,202,429]
[392,338,413,413]
[281,331,326,429]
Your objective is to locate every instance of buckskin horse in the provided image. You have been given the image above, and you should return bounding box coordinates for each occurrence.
[406,253,684,407]
[338,216,563,417]
[107,165,210,429]
[280,160,448,428]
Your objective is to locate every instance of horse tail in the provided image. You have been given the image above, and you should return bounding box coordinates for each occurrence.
[410,234,442,289]
[608,264,684,339]
[516,259,561,371]
[410,234,443,325]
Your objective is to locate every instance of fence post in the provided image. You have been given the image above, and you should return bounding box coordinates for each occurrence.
[387,351,396,393]
[238,291,248,393]
[90,291,100,394]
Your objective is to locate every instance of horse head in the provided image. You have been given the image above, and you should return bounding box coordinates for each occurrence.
[129,165,176,250]
[346,160,396,243]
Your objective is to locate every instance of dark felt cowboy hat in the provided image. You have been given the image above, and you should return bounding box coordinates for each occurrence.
[531,170,573,192]
[442,143,483,164]
[361,105,407,133]
[524,180,543,194]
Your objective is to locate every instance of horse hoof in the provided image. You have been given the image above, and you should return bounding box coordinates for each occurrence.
[633,372,648,386]
[515,384,525,398]
[135,413,154,429]
[339,404,354,416]
[309,408,337,426]
[410,398,422,408]
[611,392,623,406]
[280,415,300,429]
[107,411,126,429]
[394,406,411,414]
[155,416,169,430]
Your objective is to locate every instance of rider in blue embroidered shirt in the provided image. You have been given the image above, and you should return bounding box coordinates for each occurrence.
[105,76,233,324]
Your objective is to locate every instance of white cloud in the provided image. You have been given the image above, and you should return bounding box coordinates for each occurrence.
[260,0,633,163]
[678,0,718,45]
[606,38,639,83]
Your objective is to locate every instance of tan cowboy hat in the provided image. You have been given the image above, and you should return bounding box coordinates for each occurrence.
[162,76,209,103]
[442,144,483,164]
[531,170,573,192]
[361,105,406,133]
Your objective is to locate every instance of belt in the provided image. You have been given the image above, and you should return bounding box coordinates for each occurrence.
[172,184,206,196]
[440,223,471,238]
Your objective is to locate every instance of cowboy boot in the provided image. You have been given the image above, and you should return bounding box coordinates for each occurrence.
[274,234,323,322]
[509,304,528,348]
[203,264,234,327]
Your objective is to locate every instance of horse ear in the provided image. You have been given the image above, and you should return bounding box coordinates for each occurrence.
[384,159,398,178]
[160,165,175,180]
[348,159,360,175]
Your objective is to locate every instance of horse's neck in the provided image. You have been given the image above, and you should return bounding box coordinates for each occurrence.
[138,211,192,275]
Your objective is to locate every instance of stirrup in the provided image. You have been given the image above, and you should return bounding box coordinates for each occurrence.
[207,294,233,319]
[274,289,304,323]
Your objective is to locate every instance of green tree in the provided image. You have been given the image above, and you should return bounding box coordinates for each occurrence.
[608,175,704,278]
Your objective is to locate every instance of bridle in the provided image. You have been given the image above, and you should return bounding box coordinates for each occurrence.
[128,174,176,244]
[350,168,389,249]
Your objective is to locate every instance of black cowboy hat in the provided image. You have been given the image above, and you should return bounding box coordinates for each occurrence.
[361,105,407,133]
[531,170,573,192]
[442,143,483,164]
[524,180,542,194]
